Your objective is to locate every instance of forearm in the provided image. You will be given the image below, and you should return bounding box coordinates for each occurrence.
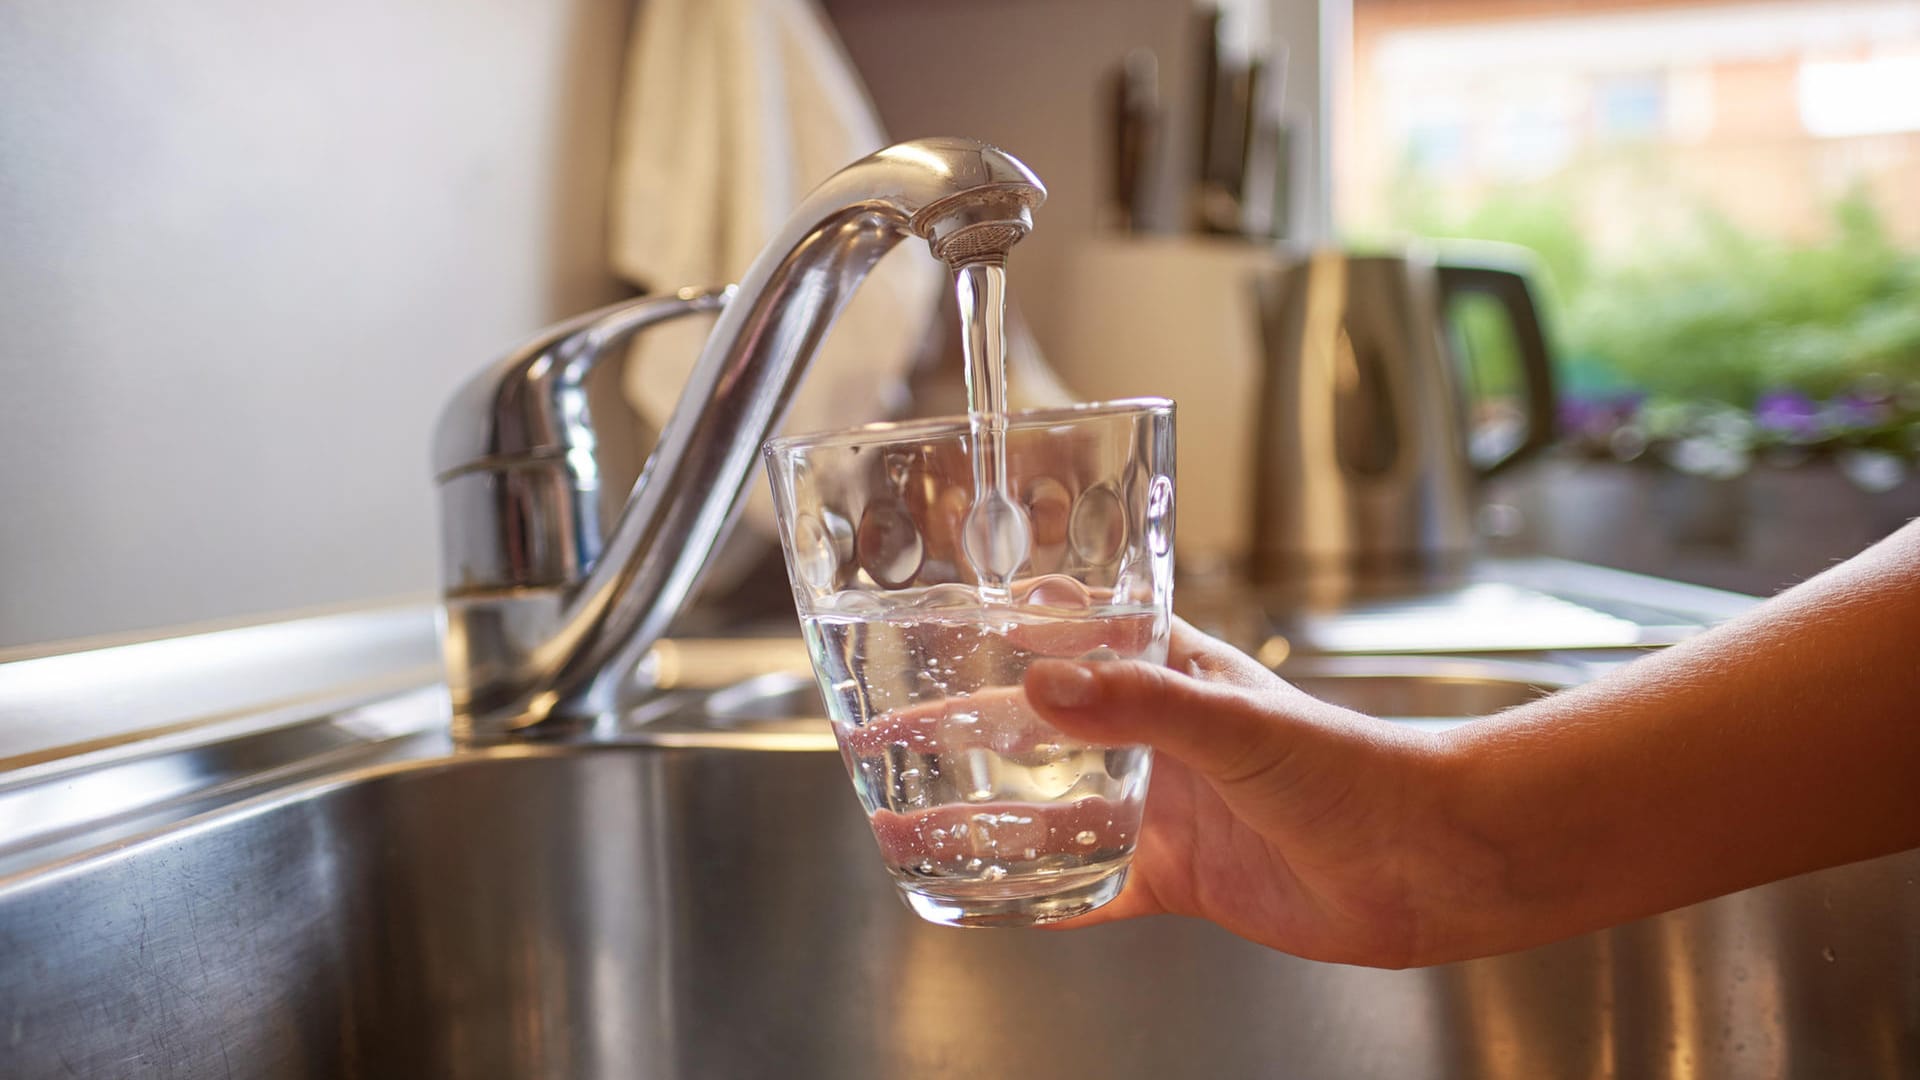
[1429,520,1920,962]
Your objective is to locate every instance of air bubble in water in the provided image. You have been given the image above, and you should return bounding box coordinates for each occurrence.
[1074,830,1097,846]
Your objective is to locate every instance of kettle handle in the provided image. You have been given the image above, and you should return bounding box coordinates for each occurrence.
[1435,260,1557,476]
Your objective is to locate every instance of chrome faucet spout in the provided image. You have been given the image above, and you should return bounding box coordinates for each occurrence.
[433,137,1046,737]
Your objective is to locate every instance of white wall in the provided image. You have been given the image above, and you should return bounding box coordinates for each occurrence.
[0,0,1337,650]
[0,0,632,648]
[827,0,1334,355]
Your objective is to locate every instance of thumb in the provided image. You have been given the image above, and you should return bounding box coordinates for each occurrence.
[1024,656,1296,786]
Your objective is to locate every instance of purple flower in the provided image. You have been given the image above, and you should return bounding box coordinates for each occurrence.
[1826,392,1894,432]
[1557,393,1642,442]
[1753,390,1820,439]
[1557,399,1608,439]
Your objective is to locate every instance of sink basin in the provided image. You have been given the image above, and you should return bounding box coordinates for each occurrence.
[0,570,1909,1079]
[3,707,1916,1077]
[1280,655,1574,730]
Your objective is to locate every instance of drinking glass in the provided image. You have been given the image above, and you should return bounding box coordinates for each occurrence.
[763,398,1176,926]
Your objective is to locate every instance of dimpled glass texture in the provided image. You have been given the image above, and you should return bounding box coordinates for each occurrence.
[762,398,1176,927]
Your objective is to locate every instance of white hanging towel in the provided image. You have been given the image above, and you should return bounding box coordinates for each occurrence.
[608,0,943,487]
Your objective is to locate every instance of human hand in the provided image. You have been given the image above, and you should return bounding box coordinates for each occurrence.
[1023,620,1485,968]
[1021,520,1920,967]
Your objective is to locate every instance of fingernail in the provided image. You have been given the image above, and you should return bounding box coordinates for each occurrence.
[1027,660,1099,708]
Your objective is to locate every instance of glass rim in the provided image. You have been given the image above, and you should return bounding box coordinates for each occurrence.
[763,396,1173,456]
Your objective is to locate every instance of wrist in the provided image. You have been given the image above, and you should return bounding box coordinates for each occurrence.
[1397,721,1542,965]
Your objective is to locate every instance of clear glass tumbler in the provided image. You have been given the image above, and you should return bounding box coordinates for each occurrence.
[763,398,1176,927]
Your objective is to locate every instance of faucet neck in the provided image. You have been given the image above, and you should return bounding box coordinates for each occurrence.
[439,138,1045,736]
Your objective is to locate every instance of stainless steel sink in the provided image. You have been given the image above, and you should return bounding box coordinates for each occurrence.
[4,662,1917,1077]
[1281,655,1574,730]
[2,564,1912,1078]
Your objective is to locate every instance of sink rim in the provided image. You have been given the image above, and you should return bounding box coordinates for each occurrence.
[0,689,848,891]
[0,651,1585,892]
[1277,652,1583,691]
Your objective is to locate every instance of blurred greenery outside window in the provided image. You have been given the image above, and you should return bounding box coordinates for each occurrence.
[1345,0,1920,490]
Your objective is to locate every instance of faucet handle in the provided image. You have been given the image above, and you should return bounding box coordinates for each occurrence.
[432,287,732,596]
[432,287,732,480]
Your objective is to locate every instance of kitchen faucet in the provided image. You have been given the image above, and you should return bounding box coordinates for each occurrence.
[431,138,1047,738]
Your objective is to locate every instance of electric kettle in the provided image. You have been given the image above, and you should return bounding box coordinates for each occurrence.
[1249,246,1556,588]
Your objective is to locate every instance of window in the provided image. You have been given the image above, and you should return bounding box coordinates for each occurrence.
[1595,73,1666,138]
[1798,52,1920,138]
[1344,0,1920,474]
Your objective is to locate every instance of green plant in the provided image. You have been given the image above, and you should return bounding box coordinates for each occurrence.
[1568,191,1920,405]
[1375,178,1920,410]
